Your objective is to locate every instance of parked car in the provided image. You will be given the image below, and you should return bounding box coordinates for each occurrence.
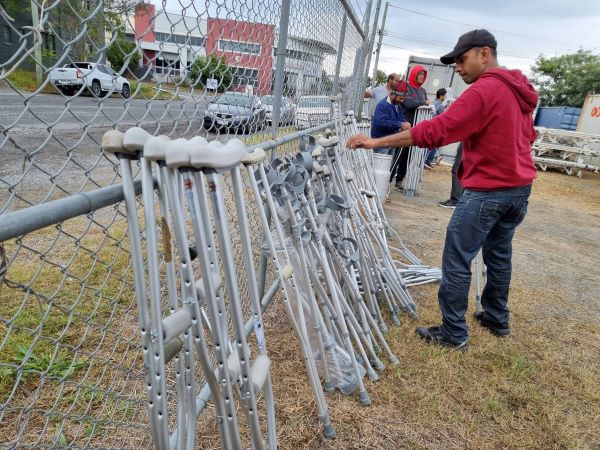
[203,92,267,133]
[261,95,296,125]
[48,62,131,98]
[295,95,331,129]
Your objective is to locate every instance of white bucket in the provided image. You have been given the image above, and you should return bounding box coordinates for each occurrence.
[372,152,393,200]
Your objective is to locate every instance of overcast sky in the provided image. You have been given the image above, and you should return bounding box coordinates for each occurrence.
[153,0,599,77]
[369,0,600,76]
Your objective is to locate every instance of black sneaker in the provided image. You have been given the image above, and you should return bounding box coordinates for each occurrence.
[438,199,457,209]
[473,311,510,336]
[393,183,404,192]
[415,326,467,350]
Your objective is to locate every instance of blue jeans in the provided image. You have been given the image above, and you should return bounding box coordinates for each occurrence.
[438,185,531,342]
[425,148,437,165]
[373,147,395,155]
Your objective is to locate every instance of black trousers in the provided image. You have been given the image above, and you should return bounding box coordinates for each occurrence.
[450,143,464,201]
[390,147,410,184]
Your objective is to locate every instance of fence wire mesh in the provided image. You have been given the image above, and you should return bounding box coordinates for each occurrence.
[0,0,373,447]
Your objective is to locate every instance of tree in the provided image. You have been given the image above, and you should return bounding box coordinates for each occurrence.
[189,55,232,92]
[106,33,140,75]
[367,69,387,86]
[530,49,600,107]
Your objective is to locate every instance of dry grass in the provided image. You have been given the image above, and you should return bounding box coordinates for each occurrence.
[1,163,599,449]
[256,166,600,449]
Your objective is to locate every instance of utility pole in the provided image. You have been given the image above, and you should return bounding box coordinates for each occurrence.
[30,0,43,87]
[371,1,388,87]
[363,0,382,88]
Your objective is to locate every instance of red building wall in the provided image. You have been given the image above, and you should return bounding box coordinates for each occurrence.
[206,18,275,95]
[134,2,156,66]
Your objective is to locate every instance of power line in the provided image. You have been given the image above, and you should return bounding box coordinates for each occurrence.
[388,3,595,48]
[381,41,537,61]
[383,31,539,60]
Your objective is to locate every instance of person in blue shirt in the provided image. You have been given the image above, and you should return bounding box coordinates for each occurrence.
[372,80,411,156]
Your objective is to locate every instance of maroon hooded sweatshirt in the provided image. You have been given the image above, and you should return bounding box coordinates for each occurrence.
[410,67,538,190]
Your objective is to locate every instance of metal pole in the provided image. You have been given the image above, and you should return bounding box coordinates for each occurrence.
[30,0,43,87]
[331,12,347,114]
[270,0,291,139]
[371,2,388,88]
[0,180,145,242]
[339,0,365,39]
[363,0,382,86]
[354,0,374,115]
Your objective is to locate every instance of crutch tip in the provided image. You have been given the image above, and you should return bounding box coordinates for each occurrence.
[323,424,336,439]
[359,391,372,406]
[323,380,335,394]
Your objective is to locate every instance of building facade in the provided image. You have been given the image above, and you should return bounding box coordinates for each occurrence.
[130,2,207,82]
[205,18,275,95]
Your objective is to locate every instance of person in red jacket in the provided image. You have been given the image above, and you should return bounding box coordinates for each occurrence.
[347,29,538,349]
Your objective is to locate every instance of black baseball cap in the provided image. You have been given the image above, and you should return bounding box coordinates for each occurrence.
[440,29,497,65]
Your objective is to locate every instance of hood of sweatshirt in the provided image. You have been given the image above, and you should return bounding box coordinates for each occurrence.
[408,64,428,88]
[480,68,538,114]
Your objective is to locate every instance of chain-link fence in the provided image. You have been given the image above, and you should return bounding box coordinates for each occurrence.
[0,0,378,447]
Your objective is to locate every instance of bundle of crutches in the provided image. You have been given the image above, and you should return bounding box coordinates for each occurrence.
[99,95,444,447]
[334,102,442,287]
[403,105,435,196]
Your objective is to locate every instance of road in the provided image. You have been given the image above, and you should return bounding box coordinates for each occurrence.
[0,90,211,132]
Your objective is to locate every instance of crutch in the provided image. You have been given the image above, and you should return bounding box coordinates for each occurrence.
[122,128,195,450]
[102,130,170,449]
[188,138,269,450]
[243,151,336,438]
[165,137,242,450]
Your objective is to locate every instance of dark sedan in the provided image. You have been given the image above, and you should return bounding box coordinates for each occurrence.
[203,92,267,133]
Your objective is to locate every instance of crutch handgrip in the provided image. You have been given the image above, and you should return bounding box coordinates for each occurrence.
[143,135,172,161]
[163,337,183,364]
[359,188,375,198]
[313,161,323,173]
[312,146,323,157]
[321,165,331,176]
[250,355,271,393]
[317,136,339,148]
[165,138,193,168]
[190,139,246,169]
[345,171,355,181]
[227,348,241,380]
[162,309,192,343]
[241,148,266,164]
[329,93,342,101]
[281,264,294,281]
[123,127,153,152]
[195,271,222,302]
[102,130,134,156]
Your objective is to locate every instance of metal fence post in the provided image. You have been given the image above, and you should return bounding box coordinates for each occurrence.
[270,0,292,139]
[331,12,347,113]
[371,2,388,87]
[353,0,374,115]
[30,0,43,87]
[363,0,382,87]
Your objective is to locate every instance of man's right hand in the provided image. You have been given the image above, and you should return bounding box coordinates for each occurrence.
[347,134,375,150]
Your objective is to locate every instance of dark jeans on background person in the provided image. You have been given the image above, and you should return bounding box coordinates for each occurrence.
[450,143,464,202]
[390,146,410,184]
[437,184,532,343]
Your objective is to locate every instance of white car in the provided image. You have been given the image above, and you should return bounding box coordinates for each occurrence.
[48,62,131,98]
[295,95,331,129]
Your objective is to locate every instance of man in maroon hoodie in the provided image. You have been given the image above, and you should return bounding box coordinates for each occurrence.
[347,29,538,349]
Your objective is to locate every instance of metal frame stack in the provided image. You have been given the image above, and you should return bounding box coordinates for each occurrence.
[533,127,600,176]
